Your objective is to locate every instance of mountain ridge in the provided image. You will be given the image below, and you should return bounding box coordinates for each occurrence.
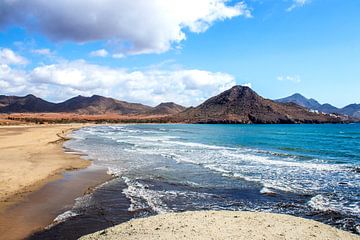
[0,87,355,123]
[275,93,360,118]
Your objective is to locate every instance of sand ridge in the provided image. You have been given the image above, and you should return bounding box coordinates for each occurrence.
[80,211,359,240]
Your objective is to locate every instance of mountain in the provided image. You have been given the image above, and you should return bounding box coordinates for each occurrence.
[0,90,355,123]
[276,93,323,110]
[171,86,345,124]
[0,94,181,115]
[276,93,360,118]
[146,102,186,115]
[318,103,339,114]
[341,104,360,118]
[0,94,56,113]
[54,95,152,114]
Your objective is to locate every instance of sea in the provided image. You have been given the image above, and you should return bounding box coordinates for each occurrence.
[31,124,360,239]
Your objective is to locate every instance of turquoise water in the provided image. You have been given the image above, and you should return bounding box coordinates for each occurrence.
[64,124,360,233]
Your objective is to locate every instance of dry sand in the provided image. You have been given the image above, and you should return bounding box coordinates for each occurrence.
[0,124,90,209]
[80,211,359,240]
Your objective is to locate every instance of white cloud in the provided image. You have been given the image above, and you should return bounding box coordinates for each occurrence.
[0,48,28,65]
[241,82,252,88]
[89,49,109,57]
[287,0,310,12]
[0,0,251,55]
[0,64,28,93]
[112,53,125,59]
[32,48,52,55]
[1,60,236,106]
[277,75,301,83]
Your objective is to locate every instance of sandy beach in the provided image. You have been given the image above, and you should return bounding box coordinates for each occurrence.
[0,124,111,239]
[0,124,91,208]
[80,210,360,240]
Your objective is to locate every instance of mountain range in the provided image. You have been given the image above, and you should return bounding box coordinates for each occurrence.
[0,94,183,115]
[275,93,360,118]
[0,86,356,124]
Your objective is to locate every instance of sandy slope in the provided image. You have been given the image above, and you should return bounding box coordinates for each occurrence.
[80,211,359,240]
[0,124,90,210]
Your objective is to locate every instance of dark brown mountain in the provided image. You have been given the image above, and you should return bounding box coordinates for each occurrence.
[55,95,152,114]
[146,102,186,115]
[0,94,152,114]
[171,86,346,124]
[0,94,56,113]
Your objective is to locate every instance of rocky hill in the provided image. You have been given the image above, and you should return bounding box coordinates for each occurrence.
[146,102,186,115]
[54,95,152,114]
[0,94,56,113]
[171,86,345,123]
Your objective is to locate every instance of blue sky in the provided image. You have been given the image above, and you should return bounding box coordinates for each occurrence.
[0,0,359,107]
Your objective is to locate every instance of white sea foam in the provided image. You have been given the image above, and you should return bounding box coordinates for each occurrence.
[308,194,360,215]
[122,177,170,213]
[260,187,276,195]
[52,210,78,224]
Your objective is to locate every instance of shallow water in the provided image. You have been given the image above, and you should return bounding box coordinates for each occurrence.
[34,124,360,238]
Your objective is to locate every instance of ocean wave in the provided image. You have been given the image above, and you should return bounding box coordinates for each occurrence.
[308,194,360,216]
[121,176,217,214]
[66,124,360,228]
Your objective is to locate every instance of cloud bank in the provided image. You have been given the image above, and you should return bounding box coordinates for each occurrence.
[0,0,251,55]
[1,55,235,106]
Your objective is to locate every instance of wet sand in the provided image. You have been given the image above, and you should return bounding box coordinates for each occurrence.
[0,124,111,239]
[80,210,360,240]
[0,166,111,240]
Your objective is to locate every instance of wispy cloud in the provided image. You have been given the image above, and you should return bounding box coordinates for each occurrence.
[89,49,109,57]
[32,48,52,55]
[286,0,310,12]
[112,53,125,59]
[277,75,301,83]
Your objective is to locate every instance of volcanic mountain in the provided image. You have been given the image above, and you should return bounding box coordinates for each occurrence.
[146,102,186,115]
[172,86,345,123]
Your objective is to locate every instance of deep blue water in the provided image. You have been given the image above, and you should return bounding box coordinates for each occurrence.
[59,124,359,234]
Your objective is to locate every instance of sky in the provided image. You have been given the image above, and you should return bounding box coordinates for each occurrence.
[0,0,359,107]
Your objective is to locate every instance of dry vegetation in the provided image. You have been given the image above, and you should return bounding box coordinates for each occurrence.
[0,113,170,125]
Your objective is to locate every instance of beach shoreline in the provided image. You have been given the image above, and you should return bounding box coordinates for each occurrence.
[0,124,112,239]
